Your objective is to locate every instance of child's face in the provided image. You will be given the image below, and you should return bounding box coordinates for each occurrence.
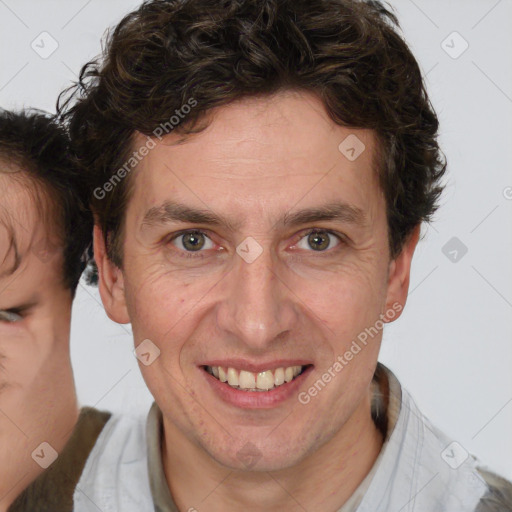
[0,173,78,507]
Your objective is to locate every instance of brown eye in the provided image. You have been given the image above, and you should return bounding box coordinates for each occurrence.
[182,232,205,251]
[171,230,213,253]
[307,231,331,251]
[295,229,341,252]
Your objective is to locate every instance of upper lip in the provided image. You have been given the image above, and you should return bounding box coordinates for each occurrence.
[200,359,313,373]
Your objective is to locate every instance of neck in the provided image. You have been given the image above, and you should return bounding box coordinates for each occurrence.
[163,391,384,512]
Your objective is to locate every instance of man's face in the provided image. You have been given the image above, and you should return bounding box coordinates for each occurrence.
[99,91,414,471]
[0,174,77,502]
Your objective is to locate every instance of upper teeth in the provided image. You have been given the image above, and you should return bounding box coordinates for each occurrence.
[207,365,303,391]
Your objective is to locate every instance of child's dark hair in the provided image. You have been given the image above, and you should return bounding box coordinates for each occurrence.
[0,109,92,294]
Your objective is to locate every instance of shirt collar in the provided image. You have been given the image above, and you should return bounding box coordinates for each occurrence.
[146,401,179,512]
[338,363,401,511]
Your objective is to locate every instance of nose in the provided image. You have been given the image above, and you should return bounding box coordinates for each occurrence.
[215,244,299,351]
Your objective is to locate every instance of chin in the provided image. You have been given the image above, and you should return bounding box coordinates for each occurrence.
[203,433,312,473]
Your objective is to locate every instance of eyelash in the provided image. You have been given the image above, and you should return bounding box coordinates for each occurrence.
[168,228,345,258]
[0,309,24,323]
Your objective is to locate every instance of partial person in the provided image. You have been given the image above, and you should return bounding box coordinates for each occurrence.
[0,110,110,512]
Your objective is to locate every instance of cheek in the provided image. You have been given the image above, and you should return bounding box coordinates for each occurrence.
[292,254,389,335]
[125,267,205,357]
[124,272,214,412]
[0,333,46,414]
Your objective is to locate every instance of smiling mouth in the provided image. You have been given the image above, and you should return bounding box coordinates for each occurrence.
[203,365,310,392]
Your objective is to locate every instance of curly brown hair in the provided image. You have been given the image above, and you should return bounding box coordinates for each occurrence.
[58,0,445,270]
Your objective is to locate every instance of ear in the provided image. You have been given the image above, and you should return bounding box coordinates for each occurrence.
[383,224,421,323]
[93,225,130,324]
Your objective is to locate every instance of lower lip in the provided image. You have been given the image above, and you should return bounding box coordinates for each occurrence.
[201,366,313,409]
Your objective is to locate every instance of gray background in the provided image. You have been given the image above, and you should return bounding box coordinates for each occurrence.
[0,0,511,480]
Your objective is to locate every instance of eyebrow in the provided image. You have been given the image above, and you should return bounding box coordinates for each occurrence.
[142,202,241,232]
[282,202,366,228]
[141,200,366,232]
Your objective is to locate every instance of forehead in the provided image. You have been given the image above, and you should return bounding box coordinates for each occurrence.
[130,90,381,225]
[0,178,34,274]
[0,174,60,280]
